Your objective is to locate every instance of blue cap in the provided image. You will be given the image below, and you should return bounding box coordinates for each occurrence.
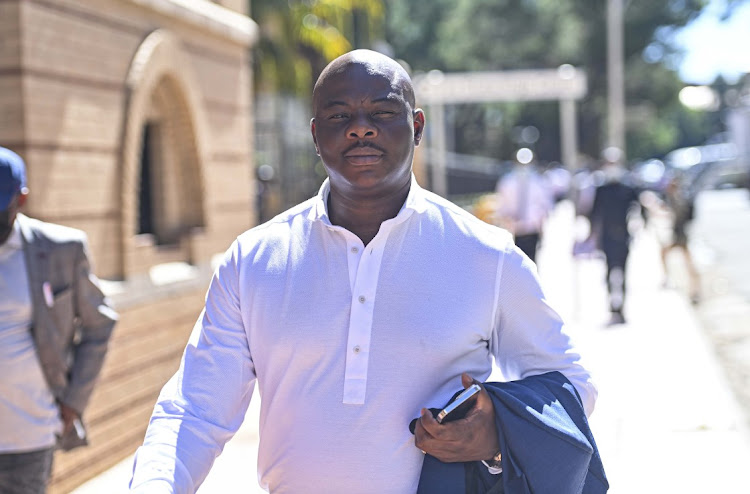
[0,146,27,211]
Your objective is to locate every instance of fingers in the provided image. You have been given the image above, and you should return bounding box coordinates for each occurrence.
[418,408,440,436]
[461,372,477,389]
[416,374,491,460]
[415,407,453,456]
[413,410,433,455]
[459,373,491,419]
[471,383,493,415]
[419,405,468,443]
[58,402,80,435]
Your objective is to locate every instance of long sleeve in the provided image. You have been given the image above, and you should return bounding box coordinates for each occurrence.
[489,246,597,417]
[130,241,256,493]
[62,235,118,413]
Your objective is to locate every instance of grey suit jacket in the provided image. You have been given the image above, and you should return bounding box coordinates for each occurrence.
[17,214,118,445]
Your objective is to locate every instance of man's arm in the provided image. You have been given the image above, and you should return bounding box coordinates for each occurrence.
[490,246,597,415]
[61,235,118,415]
[414,246,596,465]
[130,241,256,493]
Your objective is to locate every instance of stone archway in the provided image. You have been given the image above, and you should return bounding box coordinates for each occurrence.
[118,29,209,278]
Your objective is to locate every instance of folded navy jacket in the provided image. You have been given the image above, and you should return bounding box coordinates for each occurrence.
[416,371,608,494]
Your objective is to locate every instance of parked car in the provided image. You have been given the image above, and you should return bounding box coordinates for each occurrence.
[665,142,749,196]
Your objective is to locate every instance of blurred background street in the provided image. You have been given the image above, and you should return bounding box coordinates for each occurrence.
[1,0,750,492]
[691,188,750,422]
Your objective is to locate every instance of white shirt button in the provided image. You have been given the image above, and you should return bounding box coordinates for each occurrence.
[351,247,359,254]
[353,345,361,354]
[358,295,366,303]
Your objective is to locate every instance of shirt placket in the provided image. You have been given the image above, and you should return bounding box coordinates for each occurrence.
[342,229,390,405]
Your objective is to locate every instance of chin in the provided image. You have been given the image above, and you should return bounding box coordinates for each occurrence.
[337,168,386,186]
[346,176,387,192]
[328,164,410,195]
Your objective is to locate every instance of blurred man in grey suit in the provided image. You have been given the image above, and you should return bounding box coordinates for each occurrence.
[0,146,118,494]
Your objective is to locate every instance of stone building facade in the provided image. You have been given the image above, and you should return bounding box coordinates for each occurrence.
[0,0,257,491]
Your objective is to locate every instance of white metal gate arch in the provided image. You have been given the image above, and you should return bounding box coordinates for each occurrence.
[412,66,587,196]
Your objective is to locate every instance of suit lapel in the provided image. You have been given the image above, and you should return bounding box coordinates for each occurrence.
[18,214,52,339]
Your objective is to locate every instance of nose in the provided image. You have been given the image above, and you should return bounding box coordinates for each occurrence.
[347,112,377,139]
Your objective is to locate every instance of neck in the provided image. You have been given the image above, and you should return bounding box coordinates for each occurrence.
[327,179,411,245]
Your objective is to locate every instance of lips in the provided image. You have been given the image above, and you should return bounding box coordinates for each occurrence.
[344,146,384,165]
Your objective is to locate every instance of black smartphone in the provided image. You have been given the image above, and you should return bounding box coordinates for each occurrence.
[436,384,481,424]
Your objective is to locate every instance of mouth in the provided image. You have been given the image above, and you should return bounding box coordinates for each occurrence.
[344,146,384,165]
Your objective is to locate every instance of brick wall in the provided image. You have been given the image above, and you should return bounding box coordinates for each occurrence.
[50,290,207,493]
[0,0,257,490]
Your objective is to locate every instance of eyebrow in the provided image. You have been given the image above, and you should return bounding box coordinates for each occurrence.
[322,100,348,110]
[372,95,402,105]
[322,95,401,110]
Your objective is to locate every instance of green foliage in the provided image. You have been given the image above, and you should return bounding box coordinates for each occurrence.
[383,0,453,70]
[628,117,679,159]
[251,0,385,97]
[437,0,586,72]
[385,0,723,163]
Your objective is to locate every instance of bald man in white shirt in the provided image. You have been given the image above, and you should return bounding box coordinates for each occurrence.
[130,50,596,494]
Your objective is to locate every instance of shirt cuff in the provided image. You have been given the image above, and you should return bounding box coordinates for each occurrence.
[481,460,503,475]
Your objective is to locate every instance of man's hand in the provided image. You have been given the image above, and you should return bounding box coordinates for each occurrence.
[414,373,500,463]
[58,401,80,436]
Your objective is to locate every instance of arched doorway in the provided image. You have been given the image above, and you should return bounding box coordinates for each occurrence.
[118,30,209,278]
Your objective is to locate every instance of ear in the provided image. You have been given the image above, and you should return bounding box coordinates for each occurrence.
[17,190,29,208]
[310,118,320,156]
[413,109,425,146]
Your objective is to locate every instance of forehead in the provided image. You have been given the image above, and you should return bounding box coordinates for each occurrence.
[314,62,408,108]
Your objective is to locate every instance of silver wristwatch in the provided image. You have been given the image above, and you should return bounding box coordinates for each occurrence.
[483,450,503,470]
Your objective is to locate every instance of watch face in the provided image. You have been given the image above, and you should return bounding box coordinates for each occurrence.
[483,450,503,469]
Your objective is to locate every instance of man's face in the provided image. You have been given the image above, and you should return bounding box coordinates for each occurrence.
[0,194,21,246]
[311,63,424,198]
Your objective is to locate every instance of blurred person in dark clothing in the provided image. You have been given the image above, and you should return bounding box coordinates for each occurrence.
[587,147,642,326]
[0,147,117,494]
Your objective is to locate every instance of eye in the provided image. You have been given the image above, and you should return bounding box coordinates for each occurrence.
[328,113,349,120]
[373,110,396,118]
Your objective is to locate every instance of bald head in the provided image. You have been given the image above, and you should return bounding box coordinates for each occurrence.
[313,49,416,112]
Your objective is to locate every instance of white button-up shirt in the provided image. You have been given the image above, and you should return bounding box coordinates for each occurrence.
[131,176,596,494]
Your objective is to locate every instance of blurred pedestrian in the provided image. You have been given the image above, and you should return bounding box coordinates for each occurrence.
[543,162,572,204]
[0,147,117,494]
[652,172,701,304]
[586,147,642,325]
[570,155,601,219]
[129,50,598,493]
[494,148,554,262]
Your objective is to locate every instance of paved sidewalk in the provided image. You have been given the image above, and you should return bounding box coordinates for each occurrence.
[73,201,750,493]
[538,202,750,493]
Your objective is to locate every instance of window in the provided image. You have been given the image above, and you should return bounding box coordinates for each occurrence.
[138,123,156,236]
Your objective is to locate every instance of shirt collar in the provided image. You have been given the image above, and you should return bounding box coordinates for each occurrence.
[308,173,428,225]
